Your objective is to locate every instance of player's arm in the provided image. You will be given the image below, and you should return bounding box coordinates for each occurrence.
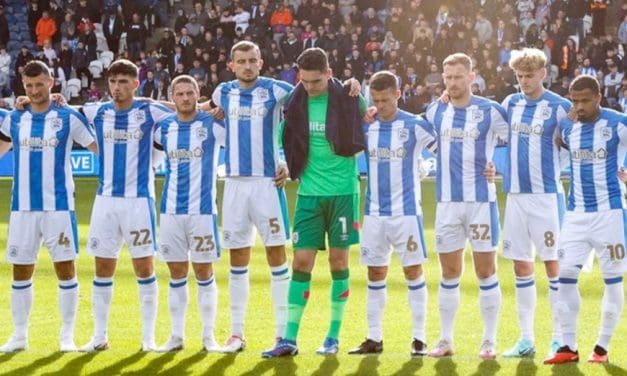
[152,127,165,169]
[69,109,99,155]
[0,137,11,158]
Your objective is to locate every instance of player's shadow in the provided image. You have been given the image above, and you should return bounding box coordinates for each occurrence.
[391,356,424,376]
[41,353,98,376]
[0,352,18,364]
[311,355,339,376]
[550,364,584,376]
[126,352,177,376]
[513,359,537,376]
[434,357,458,376]
[93,351,147,374]
[347,356,381,376]
[201,353,238,376]
[161,350,207,375]
[603,363,627,376]
[238,356,297,376]
[471,359,501,376]
[1,352,63,376]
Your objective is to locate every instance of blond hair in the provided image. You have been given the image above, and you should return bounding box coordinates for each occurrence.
[442,53,472,71]
[509,48,547,72]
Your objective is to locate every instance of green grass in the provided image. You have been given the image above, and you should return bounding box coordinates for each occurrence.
[0,178,625,375]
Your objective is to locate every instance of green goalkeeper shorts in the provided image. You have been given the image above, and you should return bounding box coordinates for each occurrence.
[292,194,360,251]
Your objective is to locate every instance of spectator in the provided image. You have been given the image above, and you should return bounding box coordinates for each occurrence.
[103,11,124,54]
[139,70,158,98]
[619,14,627,55]
[0,46,9,77]
[59,41,73,78]
[581,57,598,77]
[0,6,9,48]
[79,27,98,62]
[42,39,58,62]
[184,14,202,41]
[174,8,188,34]
[86,81,102,101]
[281,30,303,63]
[279,62,297,84]
[188,59,207,81]
[559,37,578,78]
[591,0,609,37]
[12,66,26,97]
[271,2,293,34]
[50,59,66,94]
[233,4,251,34]
[36,11,57,47]
[604,62,623,106]
[28,2,43,43]
[15,46,34,75]
[72,40,92,88]
[60,12,76,43]
[475,11,493,44]
[127,12,148,60]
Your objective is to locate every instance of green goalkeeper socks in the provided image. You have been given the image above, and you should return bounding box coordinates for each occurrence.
[284,271,311,342]
[327,269,350,340]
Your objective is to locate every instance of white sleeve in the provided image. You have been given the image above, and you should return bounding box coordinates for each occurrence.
[149,103,174,124]
[214,120,226,147]
[81,102,100,124]
[70,112,95,147]
[211,83,224,108]
[490,104,509,141]
[153,124,163,146]
[415,119,437,154]
[618,120,627,147]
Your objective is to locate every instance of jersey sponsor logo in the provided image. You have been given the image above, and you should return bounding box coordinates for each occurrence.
[167,147,204,160]
[571,148,607,162]
[511,122,544,136]
[440,126,480,141]
[368,147,408,159]
[19,136,60,149]
[309,121,325,133]
[102,128,144,142]
[228,106,268,118]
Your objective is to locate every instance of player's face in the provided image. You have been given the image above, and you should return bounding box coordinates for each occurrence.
[23,73,53,106]
[370,87,400,120]
[514,68,546,98]
[299,68,331,97]
[570,88,601,122]
[108,74,139,104]
[229,49,263,84]
[442,63,474,100]
[172,82,199,115]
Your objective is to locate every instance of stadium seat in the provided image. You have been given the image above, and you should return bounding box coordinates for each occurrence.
[66,78,81,98]
[99,51,114,69]
[89,60,104,79]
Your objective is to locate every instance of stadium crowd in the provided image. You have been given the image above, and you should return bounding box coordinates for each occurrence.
[0,0,626,111]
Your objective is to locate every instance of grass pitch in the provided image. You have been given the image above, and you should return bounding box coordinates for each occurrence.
[0,178,625,375]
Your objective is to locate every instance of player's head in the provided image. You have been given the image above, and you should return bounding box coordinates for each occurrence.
[297,47,332,97]
[509,48,547,98]
[22,60,53,107]
[107,59,139,104]
[569,75,601,122]
[171,75,199,116]
[442,53,475,101]
[228,41,262,85]
[369,70,400,120]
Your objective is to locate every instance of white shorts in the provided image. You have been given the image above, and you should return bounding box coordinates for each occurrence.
[558,209,627,273]
[222,177,289,249]
[435,201,500,253]
[6,211,79,265]
[87,196,157,259]
[502,193,565,262]
[158,213,221,263]
[360,215,428,267]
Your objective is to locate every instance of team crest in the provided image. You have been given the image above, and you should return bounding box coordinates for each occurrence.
[160,244,171,255]
[557,248,565,259]
[397,128,409,142]
[223,231,231,242]
[47,118,63,130]
[256,88,269,101]
[503,240,511,252]
[196,127,208,141]
[134,111,146,123]
[471,108,484,122]
[361,247,370,257]
[600,127,612,141]
[8,246,18,258]
[89,237,100,250]
[292,232,299,244]
[540,106,552,120]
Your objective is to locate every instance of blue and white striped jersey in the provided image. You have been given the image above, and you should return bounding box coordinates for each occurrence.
[155,112,225,215]
[82,100,172,198]
[501,90,571,194]
[0,105,95,211]
[560,108,627,212]
[212,76,292,177]
[425,96,509,202]
[364,110,437,216]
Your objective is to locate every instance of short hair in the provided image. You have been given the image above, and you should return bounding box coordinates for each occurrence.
[442,53,472,71]
[569,74,600,94]
[296,48,329,72]
[171,75,199,94]
[369,70,398,91]
[108,59,138,78]
[509,48,547,71]
[230,40,260,59]
[23,60,52,78]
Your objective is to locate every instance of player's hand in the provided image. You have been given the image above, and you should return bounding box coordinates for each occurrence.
[50,93,67,107]
[483,161,496,183]
[344,78,361,97]
[555,136,568,150]
[198,100,213,112]
[209,106,225,120]
[439,90,450,104]
[619,167,627,182]
[567,107,578,121]
[14,96,31,110]
[363,106,377,123]
[274,163,289,187]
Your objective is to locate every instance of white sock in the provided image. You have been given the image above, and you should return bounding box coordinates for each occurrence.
[197,275,218,341]
[557,266,581,351]
[92,277,113,341]
[597,274,624,351]
[58,277,79,343]
[407,275,427,343]
[479,274,501,343]
[168,277,188,340]
[11,279,33,340]
[229,266,249,338]
[270,263,289,339]
[438,277,460,343]
[137,274,158,344]
[366,279,387,342]
[548,277,561,342]
[514,274,536,342]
